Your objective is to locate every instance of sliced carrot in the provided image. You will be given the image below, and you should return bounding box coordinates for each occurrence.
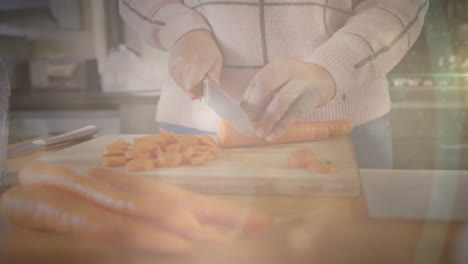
[164,143,183,153]
[157,153,183,168]
[190,156,208,166]
[125,159,155,172]
[101,156,128,167]
[133,140,155,153]
[1,186,192,254]
[196,145,218,154]
[88,168,271,232]
[101,139,129,156]
[17,163,216,242]
[160,129,179,144]
[181,147,196,163]
[328,119,354,137]
[125,150,152,160]
[133,137,144,143]
[307,160,339,174]
[193,151,214,159]
[151,144,163,158]
[199,134,217,148]
[288,150,316,168]
[176,134,199,148]
[217,121,331,147]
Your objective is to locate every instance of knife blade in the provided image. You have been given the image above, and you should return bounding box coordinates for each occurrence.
[7,125,98,157]
[202,78,255,135]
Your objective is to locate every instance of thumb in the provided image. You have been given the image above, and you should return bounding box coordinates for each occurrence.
[206,58,223,87]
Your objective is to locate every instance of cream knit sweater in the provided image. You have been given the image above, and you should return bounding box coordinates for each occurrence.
[120,0,429,131]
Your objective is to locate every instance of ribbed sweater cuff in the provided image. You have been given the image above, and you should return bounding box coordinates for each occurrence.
[305,34,367,104]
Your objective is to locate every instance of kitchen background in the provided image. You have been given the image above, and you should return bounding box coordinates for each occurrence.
[1,0,468,170]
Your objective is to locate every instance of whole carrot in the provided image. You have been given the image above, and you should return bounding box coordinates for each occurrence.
[0,186,192,254]
[218,121,331,147]
[87,168,270,233]
[17,163,218,242]
[327,119,354,137]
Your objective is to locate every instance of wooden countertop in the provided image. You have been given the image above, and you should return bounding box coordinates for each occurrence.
[1,137,466,264]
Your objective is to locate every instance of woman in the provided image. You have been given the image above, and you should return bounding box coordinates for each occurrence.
[120,0,429,168]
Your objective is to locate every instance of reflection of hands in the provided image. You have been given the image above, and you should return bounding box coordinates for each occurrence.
[241,57,336,141]
[169,30,223,99]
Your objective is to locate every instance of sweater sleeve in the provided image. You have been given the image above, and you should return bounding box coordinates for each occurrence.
[119,0,212,51]
[305,0,429,102]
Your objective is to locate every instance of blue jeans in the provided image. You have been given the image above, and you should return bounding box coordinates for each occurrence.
[159,114,392,169]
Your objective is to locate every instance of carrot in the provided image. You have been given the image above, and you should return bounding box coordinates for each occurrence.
[328,119,354,137]
[288,150,316,168]
[133,141,155,153]
[125,150,152,159]
[176,134,199,148]
[101,156,128,167]
[151,144,163,158]
[196,145,218,155]
[190,156,208,166]
[164,143,183,153]
[199,134,217,148]
[125,159,154,172]
[101,139,129,156]
[217,121,331,147]
[181,147,196,163]
[160,129,179,144]
[87,168,271,233]
[0,186,192,254]
[157,153,183,168]
[308,160,339,174]
[17,163,217,242]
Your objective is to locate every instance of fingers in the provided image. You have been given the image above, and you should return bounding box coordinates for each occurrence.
[266,112,298,142]
[241,61,289,121]
[168,30,223,100]
[184,62,208,99]
[206,57,223,87]
[256,81,310,138]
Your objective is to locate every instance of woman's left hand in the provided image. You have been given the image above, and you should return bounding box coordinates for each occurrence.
[240,57,336,142]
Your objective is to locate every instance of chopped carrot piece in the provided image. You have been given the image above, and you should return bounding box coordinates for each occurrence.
[176,134,199,148]
[307,160,339,174]
[157,153,183,168]
[151,144,163,158]
[190,156,208,166]
[140,134,167,145]
[196,145,218,155]
[181,147,196,163]
[288,150,316,168]
[199,134,217,148]
[164,143,183,153]
[133,140,156,152]
[101,155,128,167]
[125,159,155,172]
[101,139,129,156]
[125,150,152,159]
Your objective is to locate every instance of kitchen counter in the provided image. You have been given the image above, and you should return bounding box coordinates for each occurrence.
[1,137,467,264]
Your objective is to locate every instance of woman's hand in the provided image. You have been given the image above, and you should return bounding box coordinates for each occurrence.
[241,57,336,141]
[169,30,223,99]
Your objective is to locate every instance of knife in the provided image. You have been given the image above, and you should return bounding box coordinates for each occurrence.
[202,78,255,135]
[7,125,98,157]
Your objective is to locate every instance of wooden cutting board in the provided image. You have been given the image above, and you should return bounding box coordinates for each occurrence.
[20,135,360,196]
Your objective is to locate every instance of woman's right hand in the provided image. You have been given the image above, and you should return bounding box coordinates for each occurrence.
[169,30,223,100]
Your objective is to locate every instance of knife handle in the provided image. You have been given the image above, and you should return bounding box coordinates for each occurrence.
[34,125,98,146]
